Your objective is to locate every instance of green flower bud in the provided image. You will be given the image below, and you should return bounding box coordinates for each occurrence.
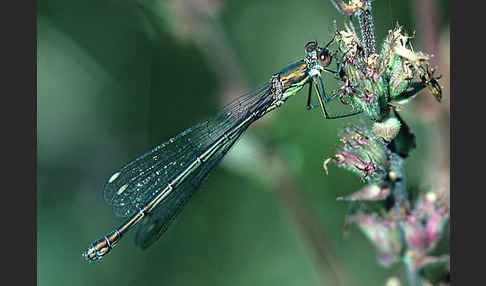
[334,23,442,122]
[324,124,390,183]
[372,117,402,142]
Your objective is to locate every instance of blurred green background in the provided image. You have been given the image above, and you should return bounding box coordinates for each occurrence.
[37,0,450,285]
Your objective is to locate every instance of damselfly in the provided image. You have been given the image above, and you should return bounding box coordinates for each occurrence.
[83,39,361,262]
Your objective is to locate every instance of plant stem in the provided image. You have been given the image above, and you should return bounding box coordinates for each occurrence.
[356,0,376,58]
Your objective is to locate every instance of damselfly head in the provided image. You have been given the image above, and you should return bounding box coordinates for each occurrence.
[305,41,332,67]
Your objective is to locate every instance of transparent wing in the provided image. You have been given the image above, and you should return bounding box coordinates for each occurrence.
[134,123,249,249]
[103,82,272,217]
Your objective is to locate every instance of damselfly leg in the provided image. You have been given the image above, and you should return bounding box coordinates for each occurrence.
[305,41,361,119]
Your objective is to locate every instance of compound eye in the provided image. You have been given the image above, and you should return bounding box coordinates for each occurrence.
[318,48,332,67]
[305,41,318,54]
